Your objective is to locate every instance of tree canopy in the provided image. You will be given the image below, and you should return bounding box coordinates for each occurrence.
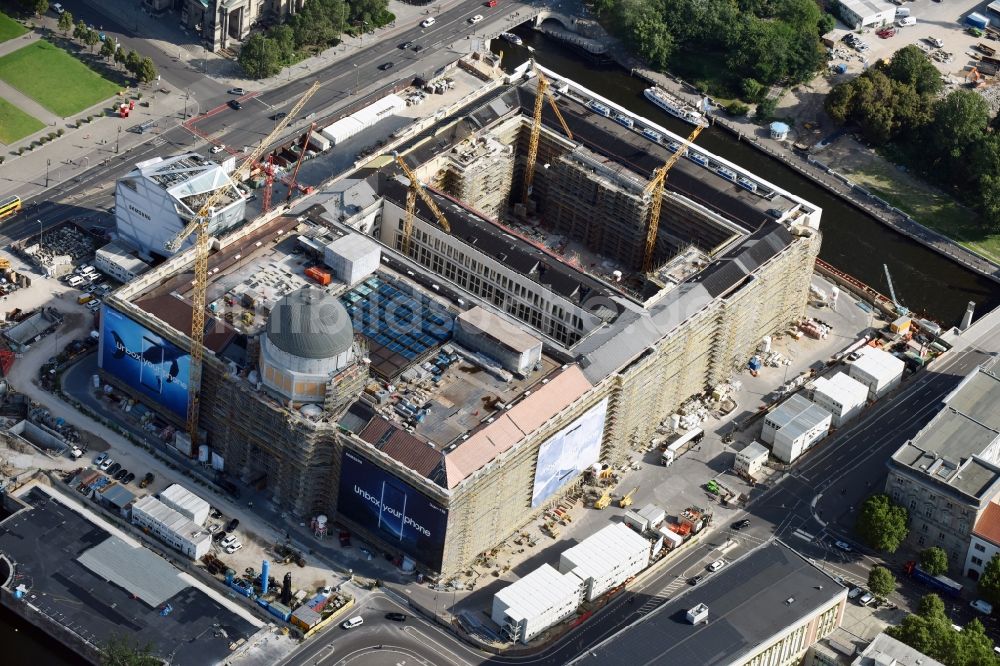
[99,636,159,666]
[855,494,909,553]
[920,547,949,576]
[593,0,831,90]
[57,9,73,34]
[868,565,896,599]
[888,594,1000,666]
[978,553,1000,609]
[826,45,1000,232]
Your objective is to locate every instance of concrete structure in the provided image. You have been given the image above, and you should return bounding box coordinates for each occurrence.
[810,372,868,427]
[131,495,211,559]
[571,540,847,666]
[887,359,1000,567]
[761,394,832,464]
[454,306,543,376]
[491,563,584,644]
[115,154,246,261]
[158,483,211,526]
[3,308,62,351]
[735,441,769,480]
[838,0,895,28]
[851,632,944,666]
[848,347,905,400]
[94,241,151,282]
[99,63,822,577]
[769,122,790,141]
[965,501,1000,580]
[323,234,380,286]
[558,523,650,601]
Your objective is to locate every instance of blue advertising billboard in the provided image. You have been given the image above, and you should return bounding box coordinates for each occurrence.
[337,449,448,570]
[98,304,190,419]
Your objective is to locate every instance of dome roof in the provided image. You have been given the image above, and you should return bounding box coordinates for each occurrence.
[265,288,354,360]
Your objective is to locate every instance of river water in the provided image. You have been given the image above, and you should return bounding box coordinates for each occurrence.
[493,32,1000,325]
[0,605,85,666]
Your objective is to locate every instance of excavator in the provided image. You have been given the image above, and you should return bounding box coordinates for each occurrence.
[594,488,613,510]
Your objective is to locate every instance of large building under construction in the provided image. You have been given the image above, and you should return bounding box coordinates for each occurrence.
[99,62,821,576]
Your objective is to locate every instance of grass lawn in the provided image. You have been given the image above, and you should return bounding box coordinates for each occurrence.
[0,96,44,143]
[0,40,118,117]
[840,159,1000,265]
[0,12,27,43]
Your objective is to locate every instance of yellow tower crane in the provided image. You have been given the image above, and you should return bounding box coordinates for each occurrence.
[523,61,573,205]
[164,80,321,449]
[641,124,704,274]
[393,152,451,256]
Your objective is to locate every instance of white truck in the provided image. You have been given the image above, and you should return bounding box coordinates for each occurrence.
[661,428,705,466]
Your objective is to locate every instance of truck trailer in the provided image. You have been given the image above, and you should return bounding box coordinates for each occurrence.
[661,428,705,465]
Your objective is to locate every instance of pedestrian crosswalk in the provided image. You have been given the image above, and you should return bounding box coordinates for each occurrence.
[637,592,670,615]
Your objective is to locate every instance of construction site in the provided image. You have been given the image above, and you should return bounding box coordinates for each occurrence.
[95,58,822,577]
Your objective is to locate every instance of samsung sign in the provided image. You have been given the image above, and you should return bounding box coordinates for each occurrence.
[337,450,448,570]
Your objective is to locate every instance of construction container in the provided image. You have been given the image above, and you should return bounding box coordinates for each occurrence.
[969,12,991,30]
[890,316,911,334]
[304,266,332,285]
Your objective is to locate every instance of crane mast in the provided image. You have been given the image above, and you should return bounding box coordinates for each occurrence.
[394,153,450,256]
[642,124,704,273]
[523,62,572,205]
[165,80,321,449]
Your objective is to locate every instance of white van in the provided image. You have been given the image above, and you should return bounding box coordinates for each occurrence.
[895,7,910,18]
[341,616,364,629]
[897,16,916,27]
[67,275,84,287]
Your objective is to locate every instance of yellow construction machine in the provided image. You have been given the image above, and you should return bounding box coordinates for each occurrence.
[593,488,612,510]
[619,487,639,509]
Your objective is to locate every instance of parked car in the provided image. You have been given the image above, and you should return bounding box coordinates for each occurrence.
[228,88,246,95]
[213,530,228,543]
[833,540,853,552]
[848,587,863,600]
[224,542,243,554]
[341,616,364,629]
[385,612,407,622]
[228,100,242,110]
[93,452,107,467]
[226,518,239,532]
[731,519,751,530]
[221,535,238,548]
[107,462,121,475]
[140,472,154,488]
[707,559,726,573]
[99,458,114,471]
[52,3,65,15]
[859,592,875,606]
[688,575,704,586]
[123,472,135,484]
[211,144,225,154]
[114,468,128,481]
[971,599,993,615]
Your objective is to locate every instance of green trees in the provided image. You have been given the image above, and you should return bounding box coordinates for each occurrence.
[114,44,126,69]
[919,547,949,576]
[888,594,1000,666]
[978,554,1000,609]
[826,44,1000,233]
[72,19,86,41]
[868,565,896,599]
[855,494,909,553]
[30,0,47,16]
[136,57,157,84]
[125,49,141,75]
[57,9,73,34]
[84,29,99,53]
[594,0,829,90]
[100,36,116,61]
[239,34,282,80]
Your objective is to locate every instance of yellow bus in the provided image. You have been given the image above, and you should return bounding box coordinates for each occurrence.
[0,195,21,220]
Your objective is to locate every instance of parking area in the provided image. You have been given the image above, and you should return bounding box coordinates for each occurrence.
[830,0,999,79]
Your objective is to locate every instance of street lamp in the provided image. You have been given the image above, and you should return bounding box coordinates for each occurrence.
[116,126,122,154]
[183,90,190,119]
[353,63,359,94]
[45,158,51,187]
[37,219,42,247]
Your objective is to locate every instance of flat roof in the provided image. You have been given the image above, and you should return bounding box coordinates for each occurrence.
[133,495,211,545]
[495,563,582,623]
[769,394,832,439]
[812,373,868,406]
[854,632,944,666]
[159,483,210,519]
[561,523,650,578]
[0,486,261,666]
[851,346,905,381]
[572,540,846,666]
[840,0,894,16]
[891,361,1000,500]
[457,306,542,354]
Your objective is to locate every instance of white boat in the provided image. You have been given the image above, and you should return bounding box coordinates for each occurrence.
[643,86,707,127]
[499,33,523,46]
